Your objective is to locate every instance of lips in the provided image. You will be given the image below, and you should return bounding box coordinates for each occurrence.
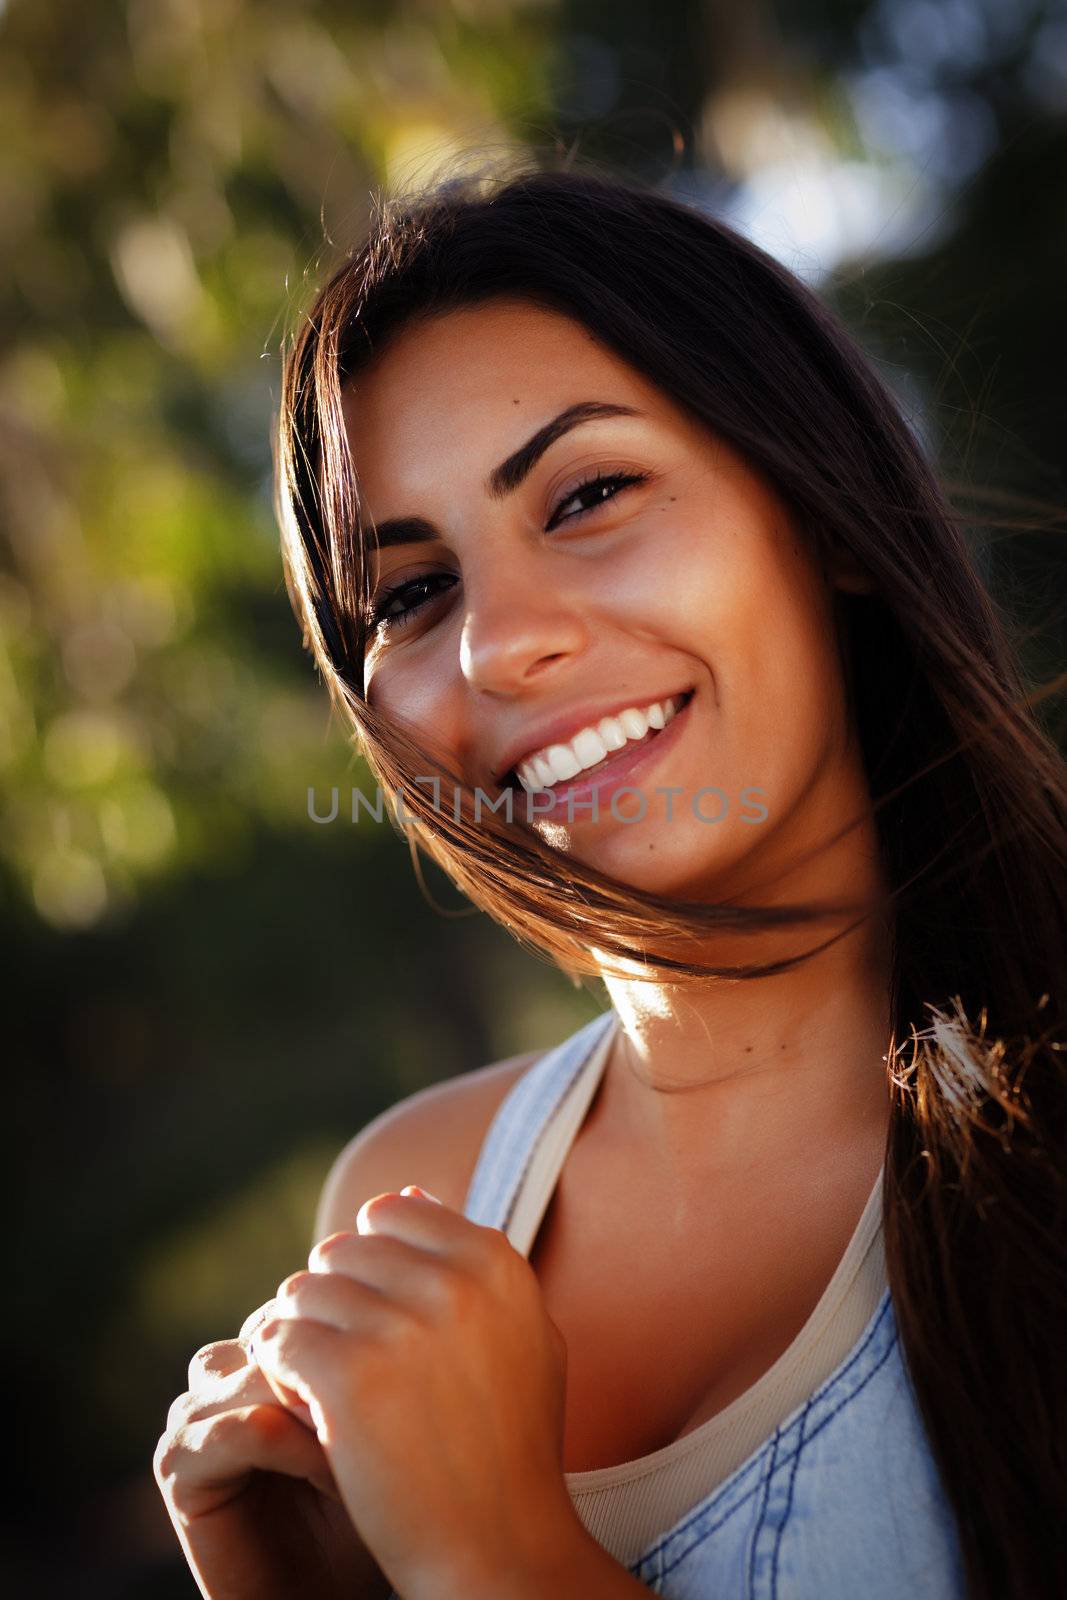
[498,688,695,790]
[504,687,696,805]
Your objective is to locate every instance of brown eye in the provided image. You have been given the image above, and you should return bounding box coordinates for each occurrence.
[369,572,457,632]
[546,470,651,531]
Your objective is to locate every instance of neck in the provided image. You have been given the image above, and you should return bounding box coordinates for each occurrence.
[591,776,894,1179]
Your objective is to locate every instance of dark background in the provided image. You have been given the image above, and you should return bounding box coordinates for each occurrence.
[2,0,1064,1592]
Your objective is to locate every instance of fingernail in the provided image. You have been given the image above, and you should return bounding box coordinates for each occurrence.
[401,1184,442,1203]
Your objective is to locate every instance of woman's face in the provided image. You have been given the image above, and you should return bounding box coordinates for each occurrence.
[345,296,866,900]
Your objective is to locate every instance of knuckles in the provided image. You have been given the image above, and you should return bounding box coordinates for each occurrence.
[308,1229,353,1268]
[199,1406,246,1451]
[164,1389,199,1434]
[275,1268,314,1303]
[357,1190,400,1229]
[474,1220,514,1263]
[155,1383,301,1484]
[154,1213,557,1498]
[425,1262,480,1322]
[469,1223,524,1292]
[243,1398,292,1446]
[153,1433,181,1482]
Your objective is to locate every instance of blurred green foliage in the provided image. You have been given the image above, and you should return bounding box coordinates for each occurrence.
[0,0,559,931]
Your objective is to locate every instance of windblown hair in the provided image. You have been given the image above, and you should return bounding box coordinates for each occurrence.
[275,155,1067,1598]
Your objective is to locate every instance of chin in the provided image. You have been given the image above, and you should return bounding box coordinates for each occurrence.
[550,823,748,901]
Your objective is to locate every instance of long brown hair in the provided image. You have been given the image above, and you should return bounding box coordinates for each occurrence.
[274,154,1067,1598]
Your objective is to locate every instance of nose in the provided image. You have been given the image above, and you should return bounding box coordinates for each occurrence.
[458,548,592,697]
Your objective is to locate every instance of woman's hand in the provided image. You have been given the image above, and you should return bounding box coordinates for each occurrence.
[249,1187,584,1599]
[153,1301,391,1600]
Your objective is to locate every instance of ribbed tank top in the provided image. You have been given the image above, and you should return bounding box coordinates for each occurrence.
[494,1008,889,1568]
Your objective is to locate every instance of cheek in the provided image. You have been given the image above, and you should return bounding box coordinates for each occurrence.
[367,650,447,726]
[366,657,473,780]
[612,508,702,604]
[728,592,849,779]
[652,521,764,686]
[670,528,845,766]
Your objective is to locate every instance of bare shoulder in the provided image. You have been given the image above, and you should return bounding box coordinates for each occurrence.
[312,1047,543,1244]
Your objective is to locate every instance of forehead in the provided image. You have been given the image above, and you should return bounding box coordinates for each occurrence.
[340,297,666,507]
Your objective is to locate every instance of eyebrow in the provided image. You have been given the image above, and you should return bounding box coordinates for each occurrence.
[362,400,641,554]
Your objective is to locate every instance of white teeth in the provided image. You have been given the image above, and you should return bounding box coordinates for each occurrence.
[542,743,581,782]
[571,727,608,768]
[619,707,650,741]
[514,693,688,792]
[597,716,628,751]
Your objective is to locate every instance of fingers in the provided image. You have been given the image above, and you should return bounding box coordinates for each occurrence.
[356,1190,458,1247]
[154,1401,342,1516]
[239,1298,280,1350]
[308,1231,431,1294]
[187,1338,249,1390]
[351,1196,518,1292]
[171,1353,284,1430]
[302,1232,488,1329]
[184,1334,317,1433]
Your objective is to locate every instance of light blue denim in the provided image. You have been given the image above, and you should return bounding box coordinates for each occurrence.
[463,1009,968,1599]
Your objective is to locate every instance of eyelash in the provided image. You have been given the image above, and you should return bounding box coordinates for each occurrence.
[368,469,651,634]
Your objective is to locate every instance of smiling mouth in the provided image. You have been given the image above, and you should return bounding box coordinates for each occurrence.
[500,688,696,793]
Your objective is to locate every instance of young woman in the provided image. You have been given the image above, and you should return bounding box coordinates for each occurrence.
[154,161,1067,1600]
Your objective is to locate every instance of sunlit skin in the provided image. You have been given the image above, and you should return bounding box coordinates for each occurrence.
[348,297,895,1177]
[355,300,861,906]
